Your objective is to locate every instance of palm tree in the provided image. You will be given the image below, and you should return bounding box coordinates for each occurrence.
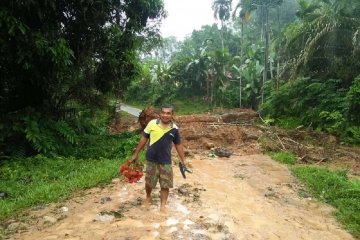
[212,0,232,51]
[282,0,360,83]
[233,0,283,103]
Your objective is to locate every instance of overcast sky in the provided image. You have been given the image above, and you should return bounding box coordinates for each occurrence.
[160,0,217,40]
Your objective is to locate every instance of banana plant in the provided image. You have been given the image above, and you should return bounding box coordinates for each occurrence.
[231,44,264,109]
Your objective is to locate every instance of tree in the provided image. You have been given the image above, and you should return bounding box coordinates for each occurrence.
[0,0,166,155]
[233,0,283,103]
[212,0,233,50]
[281,0,360,83]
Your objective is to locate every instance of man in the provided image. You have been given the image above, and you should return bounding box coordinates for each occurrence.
[131,104,187,213]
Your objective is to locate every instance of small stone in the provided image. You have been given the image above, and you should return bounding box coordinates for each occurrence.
[100,196,112,204]
[214,147,232,158]
[7,222,27,232]
[264,191,276,198]
[95,213,114,222]
[205,142,215,149]
[61,207,69,212]
[0,192,8,199]
[43,216,58,224]
[178,188,189,196]
[112,178,120,183]
[233,173,247,179]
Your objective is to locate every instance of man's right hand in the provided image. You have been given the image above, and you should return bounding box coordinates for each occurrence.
[131,155,138,162]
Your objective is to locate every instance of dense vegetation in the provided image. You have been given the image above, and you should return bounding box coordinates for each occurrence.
[1,0,359,156]
[0,0,165,157]
[0,0,162,221]
[0,0,359,237]
[125,0,360,144]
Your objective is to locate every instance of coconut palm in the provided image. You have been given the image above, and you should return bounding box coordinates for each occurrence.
[212,0,232,50]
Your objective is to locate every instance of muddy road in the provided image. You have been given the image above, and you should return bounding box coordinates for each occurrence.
[9,152,353,240]
[7,110,358,240]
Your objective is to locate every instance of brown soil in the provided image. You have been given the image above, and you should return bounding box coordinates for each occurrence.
[3,110,359,240]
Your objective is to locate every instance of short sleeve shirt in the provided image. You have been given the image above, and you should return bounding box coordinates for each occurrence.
[143,119,181,164]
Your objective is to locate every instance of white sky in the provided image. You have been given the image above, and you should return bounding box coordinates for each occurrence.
[160,0,218,40]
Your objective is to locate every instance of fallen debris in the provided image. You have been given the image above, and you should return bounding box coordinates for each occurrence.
[138,106,159,129]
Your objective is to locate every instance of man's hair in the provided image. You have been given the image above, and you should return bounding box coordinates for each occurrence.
[161,103,175,113]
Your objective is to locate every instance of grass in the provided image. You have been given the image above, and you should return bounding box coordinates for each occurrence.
[268,151,297,165]
[269,150,360,238]
[0,155,123,219]
[0,131,141,221]
[292,166,360,238]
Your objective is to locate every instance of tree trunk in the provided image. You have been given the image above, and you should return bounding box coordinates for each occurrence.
[114,6,122,126]
[262,6,269,105]
[276,5,281,90]
[115,93,122,125]
[221,21,225,51]
[240,22,244,108]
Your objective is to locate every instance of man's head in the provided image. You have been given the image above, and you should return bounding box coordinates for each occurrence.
[160,104,174,124]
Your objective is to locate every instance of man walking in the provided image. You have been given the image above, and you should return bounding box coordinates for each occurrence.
[131,104,187,213]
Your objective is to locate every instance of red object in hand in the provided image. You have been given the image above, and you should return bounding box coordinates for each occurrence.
[118,160,144,183]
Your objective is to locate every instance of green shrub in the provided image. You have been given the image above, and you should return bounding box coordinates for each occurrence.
[318,111,346,135]
[344,126,360,144]
[276,117,303,129]
[260,77,360,143]
[66,131,140,160]
[346,75,360,124]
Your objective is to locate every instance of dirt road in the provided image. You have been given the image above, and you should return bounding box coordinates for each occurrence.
[9,152,353,240]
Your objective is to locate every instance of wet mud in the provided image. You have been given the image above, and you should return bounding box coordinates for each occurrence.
[7,153,354,240]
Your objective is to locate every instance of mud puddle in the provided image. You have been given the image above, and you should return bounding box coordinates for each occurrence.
[8,153,354,240]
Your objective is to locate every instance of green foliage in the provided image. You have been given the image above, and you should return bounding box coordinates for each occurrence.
[269,151,297,165]
[261,76,360,143]
[292,166,360,238]
[0,0,165,157]
[318,111,346,134]
[0,128,139,220]
[124,60,178,106]
[69,132,139,160]
[171,98,211,115]
[276,117,303,129]
[281,0,360,82]
[0,108,80,156]
[343,126,360,145]
[347,75,360,124]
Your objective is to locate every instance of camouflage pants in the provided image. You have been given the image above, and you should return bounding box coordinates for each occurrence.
[145,160,173,189]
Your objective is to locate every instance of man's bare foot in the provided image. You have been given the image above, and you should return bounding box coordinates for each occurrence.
[144,198,151,209]
[160,205,167,214]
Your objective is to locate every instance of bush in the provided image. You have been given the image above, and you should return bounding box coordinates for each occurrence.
[65,131,139,160]
[260,77,360,143]
[346,75,360,124]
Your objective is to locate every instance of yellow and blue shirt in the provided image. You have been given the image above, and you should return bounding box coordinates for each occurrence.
[143,119,181,164]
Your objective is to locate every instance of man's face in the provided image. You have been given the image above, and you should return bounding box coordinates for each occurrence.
[160,108,173,124]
